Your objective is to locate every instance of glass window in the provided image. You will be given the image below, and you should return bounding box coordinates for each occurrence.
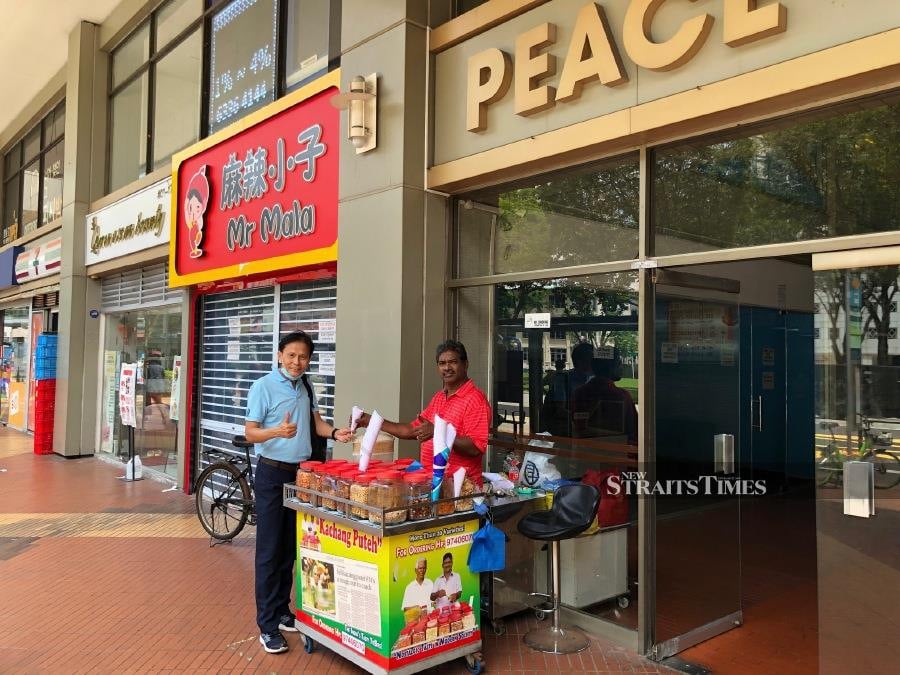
[42,142,64,224]
[208,0,278,133]
[4,145,20,175]
[44,103,66,145]
[2,176,20,244]
[112,22,150,88]
[456,271,640,631]
[284,0,340,89]
[99,306,183,479]
[455,156,640,278]
[109,74,150,193]
[21,160,40,234]
[156,0,202,50]
[22,126,41,164]
[1,306,30,428]
[152,30,202,168]
[653,97,900,256]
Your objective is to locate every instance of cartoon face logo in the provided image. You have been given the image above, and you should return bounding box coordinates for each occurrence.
[183,166,210,259]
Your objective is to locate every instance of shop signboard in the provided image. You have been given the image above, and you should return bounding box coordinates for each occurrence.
[0,246,21,289]
[297,513,481,670]
[85,178,171,266]
[15,238,61,282]
[169,70,340,287]
[170,356,182,422]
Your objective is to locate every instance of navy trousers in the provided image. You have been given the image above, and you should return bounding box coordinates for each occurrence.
[254,461,297,633]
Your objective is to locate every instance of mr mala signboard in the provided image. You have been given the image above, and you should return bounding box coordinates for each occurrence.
[169,70,339,287]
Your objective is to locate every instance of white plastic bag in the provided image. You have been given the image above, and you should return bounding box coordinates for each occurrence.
[126,455,143,480]
[519,451,560,488]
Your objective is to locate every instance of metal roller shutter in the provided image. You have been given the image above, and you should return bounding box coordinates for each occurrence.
[100,263,181,311]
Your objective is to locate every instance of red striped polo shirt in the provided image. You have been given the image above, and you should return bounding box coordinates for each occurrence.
[413,378,491,485]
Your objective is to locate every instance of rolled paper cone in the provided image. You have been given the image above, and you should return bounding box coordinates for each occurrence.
[433,415,448,453]
[350,405,364,432]
[359,450,371,472]
[453,467,466,497]
[446,423,457,453]
[431,448,450,501]
[359,410,384,455]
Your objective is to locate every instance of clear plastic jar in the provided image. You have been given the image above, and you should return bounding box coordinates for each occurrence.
[437,480,456,516]
[296,461,323,503]
[405,471,433,521]
[319,467,338,511]
[350,473,375,520]
[335,469,359,515]
[308,466,323,507]
[371,470,407,525]
[456,476,476,513]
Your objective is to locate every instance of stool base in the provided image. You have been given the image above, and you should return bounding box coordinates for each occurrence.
[523,624,591,654]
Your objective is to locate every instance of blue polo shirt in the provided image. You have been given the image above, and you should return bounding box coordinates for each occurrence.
[245,369,318,463]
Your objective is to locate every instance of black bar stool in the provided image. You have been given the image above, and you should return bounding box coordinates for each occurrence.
[517,483,601,654]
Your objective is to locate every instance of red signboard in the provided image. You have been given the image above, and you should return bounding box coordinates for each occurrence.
[169,71,340,286]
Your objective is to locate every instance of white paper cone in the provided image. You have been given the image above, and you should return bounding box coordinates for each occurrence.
[433,415,448,452]
[360,410,384,455]
[453,467,466,497]
[350,405,364,432]
[445,423,457,452]
[358,450,371,472]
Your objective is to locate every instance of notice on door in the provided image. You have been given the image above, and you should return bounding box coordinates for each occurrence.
[318,319,336,343]
[762,371,775,390]
[524,312,551,329]
[661,342,678,364]
[318,351,336,376]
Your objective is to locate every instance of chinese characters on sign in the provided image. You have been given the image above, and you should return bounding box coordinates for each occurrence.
[171,75,339,287]
[118,363,137,428]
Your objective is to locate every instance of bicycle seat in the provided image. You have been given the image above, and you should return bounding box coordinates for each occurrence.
[232,435,254,449]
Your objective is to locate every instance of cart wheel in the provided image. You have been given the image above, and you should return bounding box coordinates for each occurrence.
[465,653,484,674]
[303,636,315,654]
[534,608,547,621]
[617,595,630,609]
[492,619,506,636]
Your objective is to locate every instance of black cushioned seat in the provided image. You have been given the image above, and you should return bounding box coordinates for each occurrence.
[517,484,600,541]
[232,435,254,449]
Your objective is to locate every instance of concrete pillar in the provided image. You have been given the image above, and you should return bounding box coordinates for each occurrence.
[334,2,449,458]
[53,22,104,456]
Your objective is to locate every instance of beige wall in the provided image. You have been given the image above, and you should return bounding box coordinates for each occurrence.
[433,0,900,166]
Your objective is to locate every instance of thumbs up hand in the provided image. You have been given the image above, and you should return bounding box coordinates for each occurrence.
[278,411,298,439]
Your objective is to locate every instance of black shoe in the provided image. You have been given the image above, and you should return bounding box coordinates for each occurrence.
[259,631,289,653]
[278,614,299,632]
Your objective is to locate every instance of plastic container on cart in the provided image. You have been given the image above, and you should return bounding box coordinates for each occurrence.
[335,469,361,516]
[319,466,339,511]
[405,471,433,521]
[352,430,396,465]
[296,461,323,503]
[349,472,375,520]
[370,470,407,525]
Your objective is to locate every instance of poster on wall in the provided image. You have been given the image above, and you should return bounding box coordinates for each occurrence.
[118,363,137,427]
[103,351,118,448]
[27,312,43,432]
[170,356,182,422]
[296,514,480,670]
[169,71,340,287]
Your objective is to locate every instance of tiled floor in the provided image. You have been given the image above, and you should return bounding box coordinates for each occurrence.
[0,427,674,673]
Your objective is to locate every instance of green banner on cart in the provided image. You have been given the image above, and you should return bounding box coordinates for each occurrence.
[297,512,481,670]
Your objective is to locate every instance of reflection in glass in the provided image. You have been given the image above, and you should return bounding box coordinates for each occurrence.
[153,30,202,168]
[156,0,202,50]
[112,22,150,88]
[455,156,639,278]
[42,142,64,224]
[654,98,900,255]
[99,307,182,478]
[476,272,639,630]
[109,74,149,192]
[1,306,30,429]
[21,160,39,234]
[2,175,19,243]
[284,0,339,89]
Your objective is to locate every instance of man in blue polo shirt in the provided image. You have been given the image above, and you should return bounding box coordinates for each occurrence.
[245,330,351,654]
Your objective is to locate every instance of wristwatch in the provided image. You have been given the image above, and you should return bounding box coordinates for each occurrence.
[330,428,338,440]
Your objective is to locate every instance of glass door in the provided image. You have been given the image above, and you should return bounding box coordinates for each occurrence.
[812,252,900,674]
[1,306,30,429]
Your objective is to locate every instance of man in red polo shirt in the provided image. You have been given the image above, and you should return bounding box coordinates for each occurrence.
[356,340,490,485]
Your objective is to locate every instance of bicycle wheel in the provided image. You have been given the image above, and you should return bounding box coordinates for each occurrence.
[195,462,252,540]
[816,452,841,487]
[870,452,900,490]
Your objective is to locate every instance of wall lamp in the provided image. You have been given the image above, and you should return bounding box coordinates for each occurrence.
[330,74,377,154]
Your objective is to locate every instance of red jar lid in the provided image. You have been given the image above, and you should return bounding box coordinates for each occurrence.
[353,473,375,484]
[394,458,415,466]
[376,470,403,480]
[404,471,431,483]
[438,616,450,624]
[300,461,323,470]
[450,611,462,620]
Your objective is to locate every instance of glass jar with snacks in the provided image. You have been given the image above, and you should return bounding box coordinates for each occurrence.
[319,467,338,511]
[308,465,324,507]
[437,615,450,637]
[295,461,323,503]
[460,602,476,630]
[349,473,374,520]
[425,617,438,641]
[412,619,427,645]
[335,469,359,515]
[371,470,407,525]
[405,471,433,521]
[450,610,463,633]
[455,477,476,512]
[437,480,456,516]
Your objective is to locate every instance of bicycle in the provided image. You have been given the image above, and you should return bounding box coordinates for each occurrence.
[816,417,900,489]
[195,435,257,541]
[858,415,900,490]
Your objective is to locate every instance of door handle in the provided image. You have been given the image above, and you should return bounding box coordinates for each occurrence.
[751,396,763,431]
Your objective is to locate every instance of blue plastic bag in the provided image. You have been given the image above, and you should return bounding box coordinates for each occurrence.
[467,503,506,573]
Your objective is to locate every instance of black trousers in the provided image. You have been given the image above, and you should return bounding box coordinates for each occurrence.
[254,461,297,633]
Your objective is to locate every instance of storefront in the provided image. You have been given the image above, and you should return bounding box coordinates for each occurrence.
[0,238,61,431]
[428,0,900,670]
[169,70,340,490]
[86,177,184,479]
